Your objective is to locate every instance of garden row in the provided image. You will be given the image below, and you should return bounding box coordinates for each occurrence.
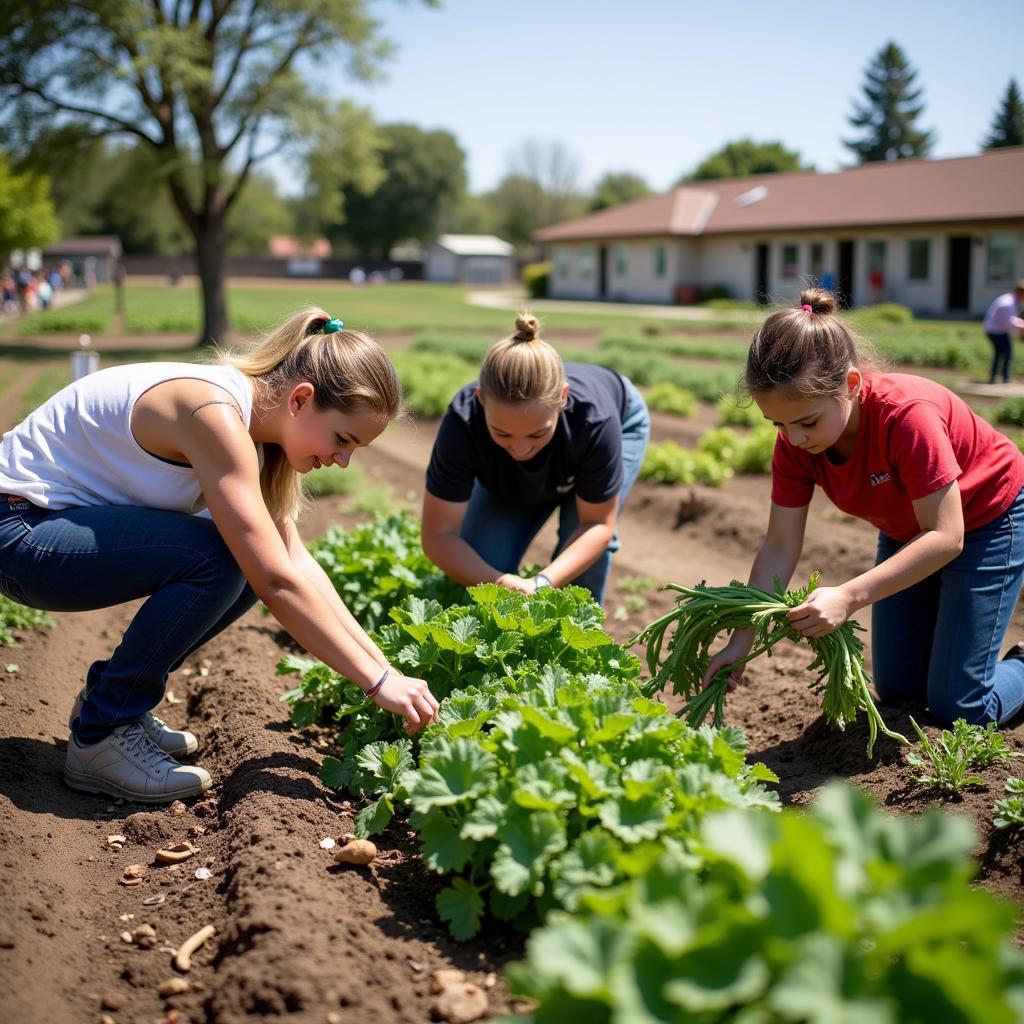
[274,511,1024,1022]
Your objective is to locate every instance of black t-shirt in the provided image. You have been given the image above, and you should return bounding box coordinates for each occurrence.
[425,362,630,507]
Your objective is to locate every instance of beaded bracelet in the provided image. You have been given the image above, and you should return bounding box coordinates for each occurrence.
[365,668,390,700]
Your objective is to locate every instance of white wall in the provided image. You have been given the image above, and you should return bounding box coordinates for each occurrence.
[425,246,458,282]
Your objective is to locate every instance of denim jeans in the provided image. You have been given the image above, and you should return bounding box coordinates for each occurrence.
[0,501,257,744]
[987,332,1012,383]
[871,486,1024,726]
[459,378,650,605]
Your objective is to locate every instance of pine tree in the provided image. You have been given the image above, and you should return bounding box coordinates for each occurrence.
[844,42,934,162]
[984,79,1024,149]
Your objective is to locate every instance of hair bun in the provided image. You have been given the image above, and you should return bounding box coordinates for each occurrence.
[799,288,836,316]
[513,312,541,342]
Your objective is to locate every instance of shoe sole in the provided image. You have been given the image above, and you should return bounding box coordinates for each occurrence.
[63,767,212,804]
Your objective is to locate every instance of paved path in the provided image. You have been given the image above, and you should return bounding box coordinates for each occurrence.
[465,289,763,322]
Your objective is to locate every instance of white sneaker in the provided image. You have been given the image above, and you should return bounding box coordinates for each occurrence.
[63,722,212,803]
[69,688,199,757]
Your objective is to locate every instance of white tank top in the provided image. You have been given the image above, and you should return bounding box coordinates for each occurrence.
[0,362,257,514]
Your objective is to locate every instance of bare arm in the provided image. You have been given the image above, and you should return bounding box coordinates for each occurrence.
[175,402,438,732]
[701,502,809,688]
[419,490,538,594]
[539,493,617,587]
[277,518,388,671]
[787,481,964,637]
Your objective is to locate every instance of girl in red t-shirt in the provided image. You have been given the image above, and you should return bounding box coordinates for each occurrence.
[704,288,1024,727]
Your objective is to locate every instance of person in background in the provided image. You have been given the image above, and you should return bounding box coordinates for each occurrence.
[703,288,1024,728]
[421,313,650,606]
[984,279,1024,384]
[0,308,438,804]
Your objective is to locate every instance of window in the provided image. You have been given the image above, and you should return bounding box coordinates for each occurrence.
[866,240,886,272]
[577,247,594,279]
[988,234,1017,285]
[614,245,628,277]
[555,247,569,279]
[653,244,667,278]
[781,243,799,279]
[809,242,825,280]
[907,239,930,281]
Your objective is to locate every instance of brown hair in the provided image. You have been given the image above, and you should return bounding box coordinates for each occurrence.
[219,307,402,521]
[478,313,567,407]
[745,288,876,399]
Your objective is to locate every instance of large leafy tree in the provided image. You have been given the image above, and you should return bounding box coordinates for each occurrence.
[0,151,59,256]
[327,123,466,259]
[983,78,1024,150]
[844,41,934,162]
[680,139,812,182]
[0,1,426,344]
[590,171,651,211]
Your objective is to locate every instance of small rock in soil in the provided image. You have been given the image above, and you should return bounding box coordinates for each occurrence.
[142,894,166,907]
[430,983,488,1023]
[101,992,126,1010]
[193,798,217,818]
[168,800,186,816]
[100,1016,115,1024]
[131,924,158,949]
[157,978,190,998]
[333,839,376,866]
[432,969,466,993]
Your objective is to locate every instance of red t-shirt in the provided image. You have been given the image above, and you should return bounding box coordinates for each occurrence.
[771,373,1024,542]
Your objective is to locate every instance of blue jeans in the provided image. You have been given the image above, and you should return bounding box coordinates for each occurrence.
[871,486,1024,726]
[0,501,257,744]
[988,332,1012,383]
[459,378,650,605]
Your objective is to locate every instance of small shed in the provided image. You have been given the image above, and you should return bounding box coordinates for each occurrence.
[425,234,515,285]
[42,236,123,284]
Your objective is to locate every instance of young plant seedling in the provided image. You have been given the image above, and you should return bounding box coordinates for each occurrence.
[993,777,1024,829]
[905,718,1019,794]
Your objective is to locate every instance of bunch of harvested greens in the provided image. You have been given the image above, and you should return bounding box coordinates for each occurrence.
[630,572,907,757]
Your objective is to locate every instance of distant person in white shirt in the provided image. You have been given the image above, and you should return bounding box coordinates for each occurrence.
[984,279,1024,384]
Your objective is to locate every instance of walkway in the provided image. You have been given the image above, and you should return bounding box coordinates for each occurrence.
[465,290,763,322]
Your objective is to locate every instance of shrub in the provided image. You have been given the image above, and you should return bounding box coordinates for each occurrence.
[522,262,551,299]
[717,397,762,427]
[995,397,1024,427]
[644,382,697,417]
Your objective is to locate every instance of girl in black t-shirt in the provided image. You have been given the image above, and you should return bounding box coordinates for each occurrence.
[422,314,650,605]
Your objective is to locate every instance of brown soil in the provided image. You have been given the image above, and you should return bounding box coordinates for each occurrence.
[3,409,1024,1023]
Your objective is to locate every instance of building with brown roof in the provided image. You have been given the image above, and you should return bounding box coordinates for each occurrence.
[535,149,1024,316]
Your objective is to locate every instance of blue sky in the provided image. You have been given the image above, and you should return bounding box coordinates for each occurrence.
[299,0,1022,194]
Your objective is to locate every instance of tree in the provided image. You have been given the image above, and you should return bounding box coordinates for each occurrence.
[0,2,428,344]
[489,140,587,251]
[844,41,934,162]
[327,123,466,259]
[0,151,59,257]
[590,171,652,211]
[680,140,812,182]
[984,78,1024,150]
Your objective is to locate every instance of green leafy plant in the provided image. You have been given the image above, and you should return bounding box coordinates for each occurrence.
[630,573,907,757]
[389,351,475,418]
[644,382,698,417]
[307,511,464,632]
[995,396,1024,427]
[640,441,733,486]
[505,783,1024,1024]
[404,669,778,939]
[0,594,54,647]
[906,717,1020,793]
[993,777,1024,829]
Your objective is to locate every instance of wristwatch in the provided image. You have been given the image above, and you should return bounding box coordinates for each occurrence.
[533,573,553,591]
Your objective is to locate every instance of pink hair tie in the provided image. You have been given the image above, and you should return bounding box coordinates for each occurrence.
[801,304,813,312]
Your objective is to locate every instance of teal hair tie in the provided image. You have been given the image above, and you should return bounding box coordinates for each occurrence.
[322,318,344,334]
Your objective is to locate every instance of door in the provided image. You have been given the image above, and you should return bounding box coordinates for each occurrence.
[755,243,770,305]
[837,240,855,308]
[947,236,971,311]
[598,245,609,299]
